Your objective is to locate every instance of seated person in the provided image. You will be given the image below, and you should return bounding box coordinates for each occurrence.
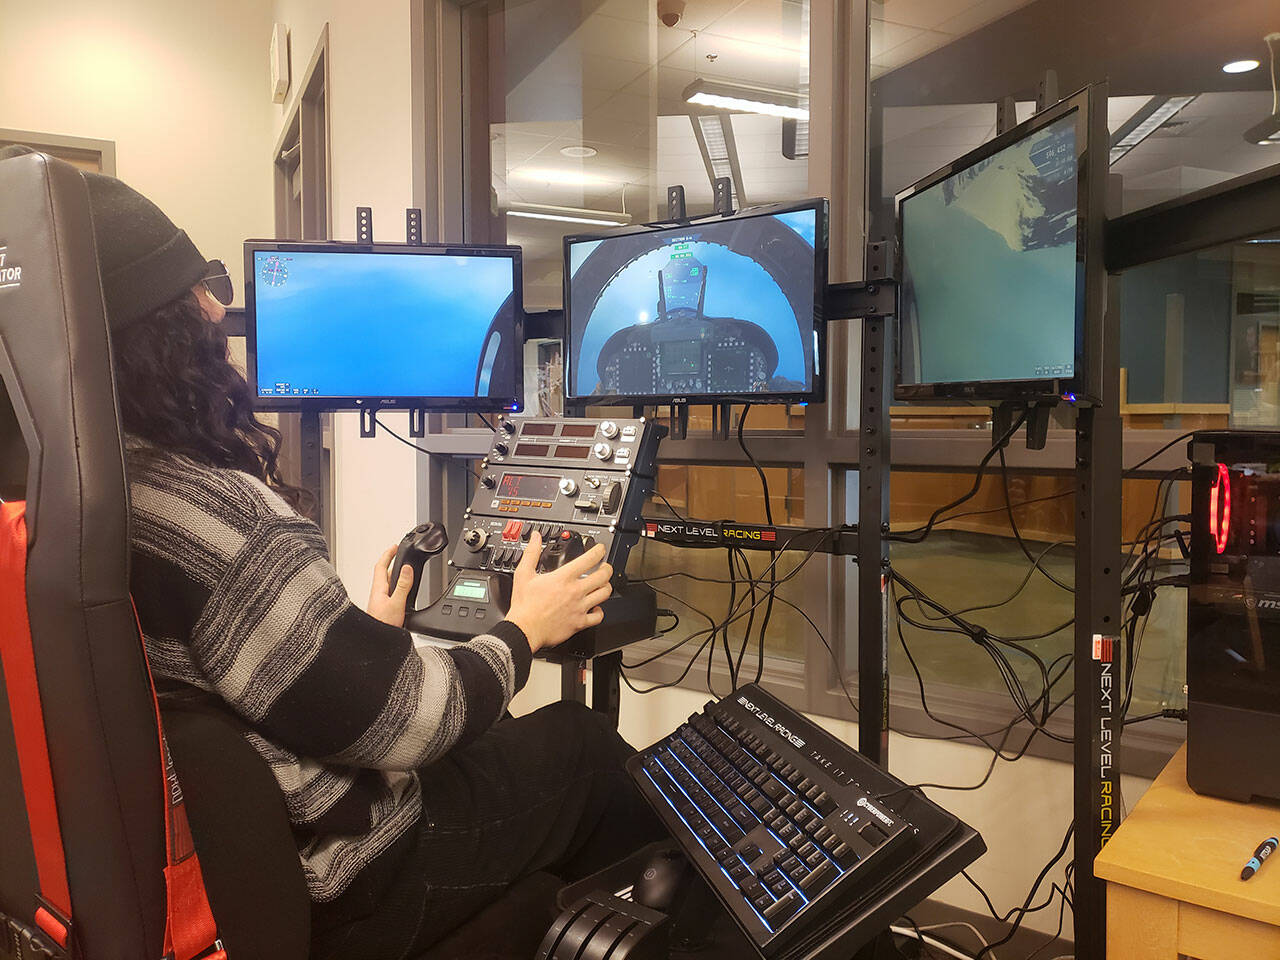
[56,154,664,958]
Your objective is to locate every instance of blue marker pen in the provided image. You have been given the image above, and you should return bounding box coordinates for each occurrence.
[1241,837,1278,881]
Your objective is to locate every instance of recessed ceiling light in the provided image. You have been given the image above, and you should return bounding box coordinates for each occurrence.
[559,145,598,158]
[1223,59,1261,73]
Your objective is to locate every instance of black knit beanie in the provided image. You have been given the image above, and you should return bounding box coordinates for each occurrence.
[0,144,208,329]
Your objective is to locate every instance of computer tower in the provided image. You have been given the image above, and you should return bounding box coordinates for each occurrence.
[1187,430,1280,802]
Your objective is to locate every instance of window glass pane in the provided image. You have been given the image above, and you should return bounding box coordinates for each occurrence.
[483,0,813,310]
[869,0,1278,241]
[886,470,1187,718]
[628,465,808,663]
[1118,236,1279,430]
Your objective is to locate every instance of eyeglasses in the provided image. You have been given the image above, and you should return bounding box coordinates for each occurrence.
[201,259,234,306]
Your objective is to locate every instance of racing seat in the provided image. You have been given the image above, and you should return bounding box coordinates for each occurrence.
[0,150,559,960]
[0,150,309,959]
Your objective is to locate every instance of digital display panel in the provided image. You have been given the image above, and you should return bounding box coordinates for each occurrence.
[498,473,560,500]
[451,579,489,600]
[565,201,826,403]
[560,423,598,437]
[555,445,591,459]
[249,244,520,406]
[898,112,1080,390]
[522,423,556,436]
[514,443,551,457]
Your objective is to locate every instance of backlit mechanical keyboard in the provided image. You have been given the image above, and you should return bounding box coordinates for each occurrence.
[627,684,985,959]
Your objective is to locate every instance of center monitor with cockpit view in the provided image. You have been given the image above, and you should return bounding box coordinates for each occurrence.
[562,199,828,405]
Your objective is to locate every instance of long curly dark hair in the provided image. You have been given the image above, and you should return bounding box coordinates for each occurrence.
[110,292,311,514]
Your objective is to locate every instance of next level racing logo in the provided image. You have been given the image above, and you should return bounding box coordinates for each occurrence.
[1094,634,1117,844]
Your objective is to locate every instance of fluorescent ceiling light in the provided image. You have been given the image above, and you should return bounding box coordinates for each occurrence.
[1223,59,1261,73]
[1109,95,1198,164]
[696,114,733,181]
[511,167,615,187]
[683,78,808,121]
[505,203,630,227]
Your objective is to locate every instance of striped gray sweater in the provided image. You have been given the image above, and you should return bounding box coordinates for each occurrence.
[126,450,532,901]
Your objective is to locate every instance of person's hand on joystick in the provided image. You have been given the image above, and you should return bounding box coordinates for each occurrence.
[506,531,612,653]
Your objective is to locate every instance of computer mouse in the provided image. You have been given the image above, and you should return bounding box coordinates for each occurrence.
[632,849,690,912]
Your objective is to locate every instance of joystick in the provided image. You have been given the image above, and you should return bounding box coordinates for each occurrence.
[391,522,449,610]
[537,531,587,573]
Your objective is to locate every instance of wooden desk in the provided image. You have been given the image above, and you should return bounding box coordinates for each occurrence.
[1095,745,1280,959]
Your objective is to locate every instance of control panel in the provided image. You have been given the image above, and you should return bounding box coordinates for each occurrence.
[452,416,662,577]
[406,416,666,659]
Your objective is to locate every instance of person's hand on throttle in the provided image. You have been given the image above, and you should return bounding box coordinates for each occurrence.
[506,531,612,653]
[368,545,415,628]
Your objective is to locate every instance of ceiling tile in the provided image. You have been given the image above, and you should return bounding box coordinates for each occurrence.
[870,19,924,57]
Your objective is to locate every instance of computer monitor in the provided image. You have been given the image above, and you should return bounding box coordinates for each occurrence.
[563,199,828,405]
[895,85,1107,405]
[244,240,523,411]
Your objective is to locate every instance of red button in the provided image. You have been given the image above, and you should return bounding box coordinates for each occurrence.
[503,520,520,541]
[561,530,572,540]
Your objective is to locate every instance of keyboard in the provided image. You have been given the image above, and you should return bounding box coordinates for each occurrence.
[627,684,985,959]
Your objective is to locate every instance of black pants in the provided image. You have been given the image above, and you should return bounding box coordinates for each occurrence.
[311,700,667,959]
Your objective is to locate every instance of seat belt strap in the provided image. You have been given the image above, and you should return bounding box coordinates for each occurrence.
[130,603,225,960]
[0,502,72,952]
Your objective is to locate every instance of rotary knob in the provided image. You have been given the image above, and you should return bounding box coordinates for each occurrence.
[493,441,509,457]
[462,528,488,551]
[558,477,578,497]
[599,420,620,440]
[501,419,517,434]
[593,442,614,461]
[480,474,496,489]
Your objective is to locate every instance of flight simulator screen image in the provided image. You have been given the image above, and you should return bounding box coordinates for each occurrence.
[565,205,823,401]
[898,112,1080,389]
[251,248,519,402]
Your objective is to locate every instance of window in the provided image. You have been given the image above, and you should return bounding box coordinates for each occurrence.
[865,0,1276,759]
[474,0,815,308]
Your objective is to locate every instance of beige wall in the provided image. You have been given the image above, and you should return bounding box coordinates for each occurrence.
[266,1,421,593]
[0,0,275,304]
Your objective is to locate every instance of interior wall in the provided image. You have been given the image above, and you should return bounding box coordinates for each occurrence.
[267,0,421,592]
[0,0,275,307]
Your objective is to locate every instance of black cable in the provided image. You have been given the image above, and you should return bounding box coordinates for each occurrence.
[963,820,1074,960]
[891,577,1075,749]
[656,609,680,634]
[889,409,1029,544]
[875,723,1016,802]
[475,413,495,431]
[731,548,758,689]
[371,414,474,478]
[627,528,839,694]
[997,447,1073,592]
[1123,431,1195,476]
[760,593,858,716]
[653,491,688,522]
[738,403,778,685]
[1124,707,1188,725]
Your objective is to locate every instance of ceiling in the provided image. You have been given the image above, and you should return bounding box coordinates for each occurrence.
[493,0,814,304]
[488,0,1280,304]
